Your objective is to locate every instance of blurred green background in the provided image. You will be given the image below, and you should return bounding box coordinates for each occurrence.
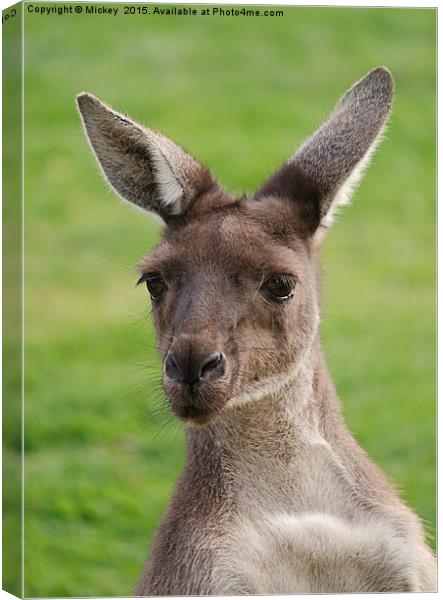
[9,4,437,597]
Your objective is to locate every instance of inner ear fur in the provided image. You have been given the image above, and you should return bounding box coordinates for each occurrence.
[76,92,215,223]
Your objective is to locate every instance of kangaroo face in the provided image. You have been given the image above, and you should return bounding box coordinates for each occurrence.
[77,67,393,424]
[137,204,319,423]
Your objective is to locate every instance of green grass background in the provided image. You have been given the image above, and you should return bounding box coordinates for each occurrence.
[12,4,437,596]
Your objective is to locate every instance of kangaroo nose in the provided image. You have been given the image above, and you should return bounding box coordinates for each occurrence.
[164,350,225,385]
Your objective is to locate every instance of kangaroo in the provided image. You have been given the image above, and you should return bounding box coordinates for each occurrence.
[77,67,436,594]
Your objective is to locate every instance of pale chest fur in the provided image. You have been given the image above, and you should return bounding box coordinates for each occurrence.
[211,510,430,593]
[206,411,435,594]
[232,428,358,518]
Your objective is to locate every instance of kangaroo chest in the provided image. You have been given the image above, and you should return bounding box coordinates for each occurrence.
[209,436,417,594]
[233,436,359,518]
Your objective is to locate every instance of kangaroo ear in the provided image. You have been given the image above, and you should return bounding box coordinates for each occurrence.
[255,67,394,242]
[76,93,214,223]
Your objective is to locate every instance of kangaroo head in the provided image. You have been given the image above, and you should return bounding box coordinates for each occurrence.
[77,67,393,425]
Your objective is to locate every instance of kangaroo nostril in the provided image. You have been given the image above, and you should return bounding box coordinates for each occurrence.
[200,352,225,379]
[165,351,183,381]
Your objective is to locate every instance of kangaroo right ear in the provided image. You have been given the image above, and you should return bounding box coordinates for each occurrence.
[255,67,394,242]
[76,93,214,223]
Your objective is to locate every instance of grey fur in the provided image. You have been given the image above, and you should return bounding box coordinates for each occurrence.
[255,67,393,237]
[292,66,393,217]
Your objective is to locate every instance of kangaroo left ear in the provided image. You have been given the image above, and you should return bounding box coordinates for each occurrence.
[255,67,394,243]
[76,93,215,224]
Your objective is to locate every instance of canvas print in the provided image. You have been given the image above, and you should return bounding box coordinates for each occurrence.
[3,2,436,596]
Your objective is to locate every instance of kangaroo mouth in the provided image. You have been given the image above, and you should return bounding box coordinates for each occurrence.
[172,403,214,425]
[165,378,230,425]
[170,387,227,424]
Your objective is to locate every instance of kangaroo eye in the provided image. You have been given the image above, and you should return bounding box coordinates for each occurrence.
[262,275,297,301]
[143,274,167,301]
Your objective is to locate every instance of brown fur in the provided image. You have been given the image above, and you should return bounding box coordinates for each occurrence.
[77,67,436,594]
